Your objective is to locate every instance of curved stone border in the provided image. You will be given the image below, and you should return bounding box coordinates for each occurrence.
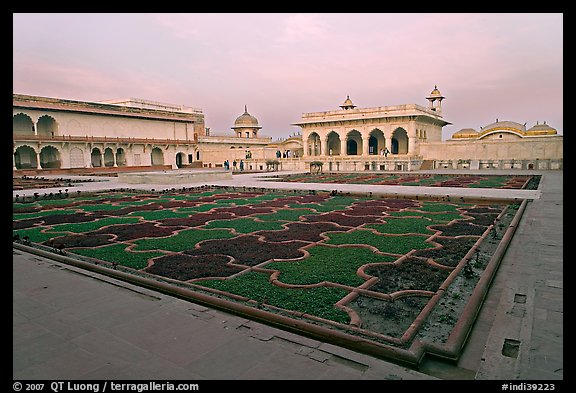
[12,240,421,366]
[413,199,528,362]
[13,193,527,369]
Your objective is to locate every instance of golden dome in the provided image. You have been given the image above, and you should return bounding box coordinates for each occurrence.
[526,122,557,135]
[340,95,356,109]
[452,128,479,139]
[428,85,444,98]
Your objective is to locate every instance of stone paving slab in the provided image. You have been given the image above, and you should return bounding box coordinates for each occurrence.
[12,251,436,380]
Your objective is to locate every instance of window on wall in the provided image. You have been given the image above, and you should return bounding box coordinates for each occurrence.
[188,154,193,163]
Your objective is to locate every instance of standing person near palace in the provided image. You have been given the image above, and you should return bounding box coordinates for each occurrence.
[232,160,237,171]
[239,159,244,172]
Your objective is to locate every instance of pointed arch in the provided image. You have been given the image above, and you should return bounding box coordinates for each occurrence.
[14,145,37,169]
[151,147,164,165]
[37,115,59,137]
[391,127,408,154]
[91,148,102,167]
[326,131,341,155]
[13,113,34,135]
[346,130,362,155]
[40,145,61,168]
[369,128,385,155]
[307,132,321,156]
[69,147,85,168]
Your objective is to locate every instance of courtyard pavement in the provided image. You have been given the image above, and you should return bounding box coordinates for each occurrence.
[12,169,563,381]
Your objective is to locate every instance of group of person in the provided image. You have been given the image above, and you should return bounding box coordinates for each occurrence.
[379,147,390,157]
[223,159,244,171]
[275,150,297,159]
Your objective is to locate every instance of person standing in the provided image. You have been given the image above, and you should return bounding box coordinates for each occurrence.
[239,159,244,172]
[233,160,237,171]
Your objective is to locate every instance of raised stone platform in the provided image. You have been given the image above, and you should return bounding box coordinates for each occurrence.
[118,169,232,184]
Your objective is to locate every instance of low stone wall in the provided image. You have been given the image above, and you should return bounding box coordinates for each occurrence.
[433,158,562,170]
[13,165,173,177]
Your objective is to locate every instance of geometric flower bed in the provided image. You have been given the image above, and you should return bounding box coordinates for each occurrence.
[266,173,540,189]
[12,186,524,367]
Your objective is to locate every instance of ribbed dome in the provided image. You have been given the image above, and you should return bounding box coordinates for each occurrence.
[452,128,479,138]
[234,106,260,128]
[483,120,526,132]
[526,122,557,135]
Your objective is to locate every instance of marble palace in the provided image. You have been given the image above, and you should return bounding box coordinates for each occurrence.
[12,86,562,174]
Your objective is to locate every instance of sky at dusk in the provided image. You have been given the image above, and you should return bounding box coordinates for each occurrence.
[13,13,563,140]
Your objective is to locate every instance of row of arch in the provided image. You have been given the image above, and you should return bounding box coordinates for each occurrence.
[13,145,201,170]
[14,113,59,136]
[306,128,409,156]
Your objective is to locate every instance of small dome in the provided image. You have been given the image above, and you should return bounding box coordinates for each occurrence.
[428,85,444,98]
[452,128,479,139]
[526,122,557,135]
[340,95,356,109]
[234,106,260,128]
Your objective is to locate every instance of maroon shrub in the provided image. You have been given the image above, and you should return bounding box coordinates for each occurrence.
[365,258,450,294]
[413,236,479,267]
[302,212,380,227]
[256,222,345,242]
[44,234,115,248]
[429,220,487,237]
[145,254,243,281]
[185,235,307,266]
[211,206,275,217]
[158,212,235,227]
[38,213,99,225]
[89,222,185,241]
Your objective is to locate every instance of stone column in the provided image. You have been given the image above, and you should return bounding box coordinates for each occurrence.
[362,133,370,156]
[321,138,327,156]
[85,148,92,168]
[100,153,105,167]
[35,151,41,169]
[340,138,347,157]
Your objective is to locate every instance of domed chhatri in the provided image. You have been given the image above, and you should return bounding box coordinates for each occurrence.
[234,105,261,128]
[426,85,445,114]
[340,95,357,110]
[428,85,444,98]
[232,105,262,138]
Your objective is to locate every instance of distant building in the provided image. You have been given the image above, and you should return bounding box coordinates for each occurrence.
[292,87,451,171]
[13,87,562,174]
[13,94,205,170]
